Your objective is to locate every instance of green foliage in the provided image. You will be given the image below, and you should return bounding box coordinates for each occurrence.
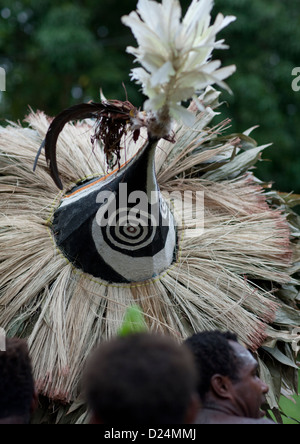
[36,5,97,72]
[213,0,300,193]
[0,0,143,118]
[268,369,300,424]
[280,389,300,424]
[0,0,300,192]
[118,305,148,337]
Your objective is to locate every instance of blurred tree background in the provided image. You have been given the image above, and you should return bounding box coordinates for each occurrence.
[0,0,300,193]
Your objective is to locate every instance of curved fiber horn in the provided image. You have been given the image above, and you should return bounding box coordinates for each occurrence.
[34,102,104,190]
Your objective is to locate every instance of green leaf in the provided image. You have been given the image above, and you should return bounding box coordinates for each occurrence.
[275,304,300,327]
[258,357,280,410]
[278,192,300,208]
[202,144,271,181]
[117,304,148,337]
[262,345,299,369]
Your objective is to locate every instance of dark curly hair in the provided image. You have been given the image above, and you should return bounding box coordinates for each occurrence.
[84,332,198,424]
[184,330,243,401]
[0,338,35,422]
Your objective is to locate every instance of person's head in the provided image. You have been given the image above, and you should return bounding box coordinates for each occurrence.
[184,330,269,419]
[84,332,199,424]
[0,338,37,424]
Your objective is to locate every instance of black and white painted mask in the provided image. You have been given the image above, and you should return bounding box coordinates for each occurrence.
[52,138,177,283]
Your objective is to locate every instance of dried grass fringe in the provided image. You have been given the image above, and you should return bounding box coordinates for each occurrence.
[0,111,295,402]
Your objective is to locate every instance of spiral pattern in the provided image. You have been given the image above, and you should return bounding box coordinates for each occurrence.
[102,207,157,252]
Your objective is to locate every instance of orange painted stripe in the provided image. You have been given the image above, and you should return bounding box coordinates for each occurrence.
[64,157,132,199]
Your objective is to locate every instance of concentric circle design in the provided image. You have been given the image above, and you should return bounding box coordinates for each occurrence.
[103,207,158,251]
